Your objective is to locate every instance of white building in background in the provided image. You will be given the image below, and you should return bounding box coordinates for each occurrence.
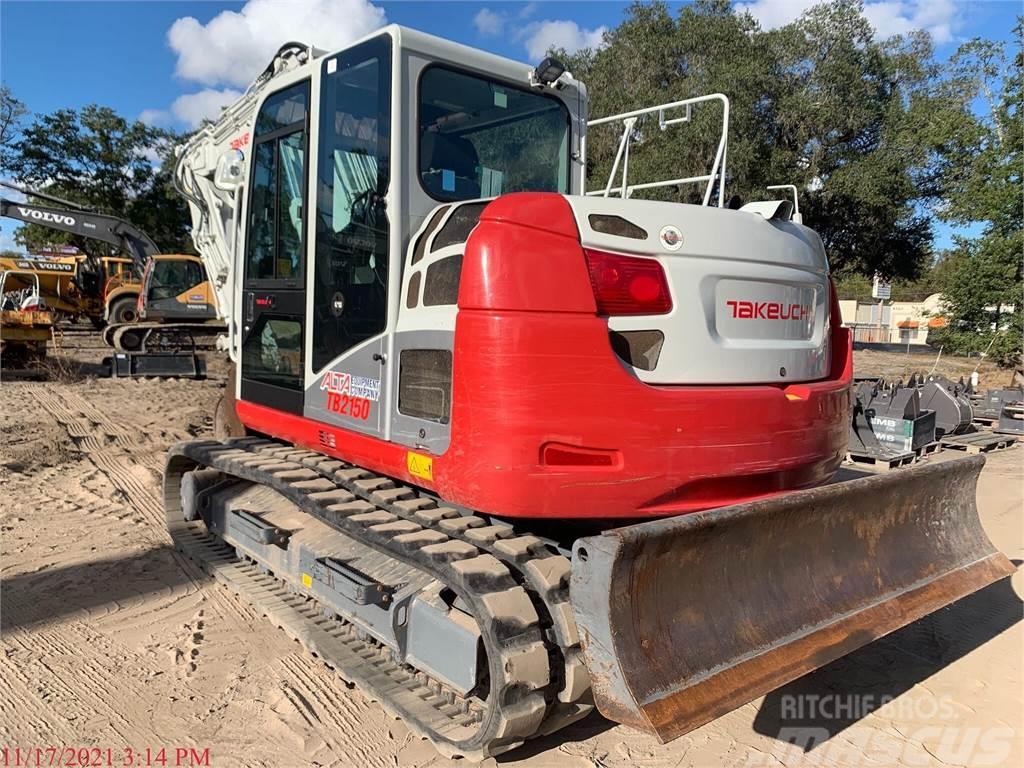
[839,293,947,345]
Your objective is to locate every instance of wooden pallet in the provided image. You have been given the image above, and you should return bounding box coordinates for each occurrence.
[914,441,941,460]
[846,450,917,471]
[939,432,1018,454]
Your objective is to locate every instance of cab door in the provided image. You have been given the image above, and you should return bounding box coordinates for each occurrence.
[239,81,310,416]
[304,36,392,437]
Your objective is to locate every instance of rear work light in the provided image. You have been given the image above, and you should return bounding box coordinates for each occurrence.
[584,248,672,316]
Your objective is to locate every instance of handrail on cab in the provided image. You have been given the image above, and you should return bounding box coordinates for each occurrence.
[584,93,730,207]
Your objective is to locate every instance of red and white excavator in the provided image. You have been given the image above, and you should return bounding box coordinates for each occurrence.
[165,26,1013,760]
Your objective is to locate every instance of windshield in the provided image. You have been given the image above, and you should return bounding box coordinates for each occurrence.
[418,66,570,201]
[150,260,204,301]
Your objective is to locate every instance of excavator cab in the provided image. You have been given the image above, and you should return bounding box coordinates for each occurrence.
[139,254,217,321]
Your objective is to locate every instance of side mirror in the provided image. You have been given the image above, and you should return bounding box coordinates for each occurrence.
[214,149,246,192]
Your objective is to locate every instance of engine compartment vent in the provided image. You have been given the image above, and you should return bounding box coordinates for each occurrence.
[588,214,648,240]
[412,206,449,265]
[432,202,488,252]
[423,255,463,307]
[399,349,453,423]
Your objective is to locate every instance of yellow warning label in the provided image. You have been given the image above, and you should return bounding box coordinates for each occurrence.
[407,451,433,482]
[301,573,312,589]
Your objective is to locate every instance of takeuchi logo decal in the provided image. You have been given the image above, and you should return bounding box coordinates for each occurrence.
[727,300,810,320]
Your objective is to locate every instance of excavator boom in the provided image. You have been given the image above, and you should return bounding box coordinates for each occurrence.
[0,183,159,273]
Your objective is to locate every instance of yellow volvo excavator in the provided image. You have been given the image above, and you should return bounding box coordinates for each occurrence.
[1,182,222,355]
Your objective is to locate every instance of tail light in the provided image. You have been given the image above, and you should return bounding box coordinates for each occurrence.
[584,248,672,316]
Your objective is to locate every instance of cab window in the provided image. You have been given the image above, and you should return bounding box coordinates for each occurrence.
[312,36,391,372]
[150,260,204,301]
[418,67,570,201]
[245,81,309,283]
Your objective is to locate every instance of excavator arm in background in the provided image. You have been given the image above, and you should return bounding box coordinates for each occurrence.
[0,181,159,274]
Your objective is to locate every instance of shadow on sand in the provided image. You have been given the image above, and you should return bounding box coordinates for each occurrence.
[1,545,198,632]
[753,570,1022,747]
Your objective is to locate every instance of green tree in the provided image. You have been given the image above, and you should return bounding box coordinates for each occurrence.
[563,0,980,280]
[0,85,28,172]
[5,104,192,258]
[931,25,1022,366]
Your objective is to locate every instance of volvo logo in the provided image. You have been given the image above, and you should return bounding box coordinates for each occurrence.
[18,207,76,226]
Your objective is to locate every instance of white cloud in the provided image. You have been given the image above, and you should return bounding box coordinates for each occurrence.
[170,88,244,129]
[474,8,504,37]
[522,20,607,61]
[736,0,960,44]
[519,3,538,21]
[139,108,170,126]
[475,5,538,38]
[863,0,957,44]
[168,0,386,88]
[735,0,816,30]
[136,146,164,168]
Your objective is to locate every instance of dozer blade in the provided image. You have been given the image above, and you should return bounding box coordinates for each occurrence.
[569,454,1014,742]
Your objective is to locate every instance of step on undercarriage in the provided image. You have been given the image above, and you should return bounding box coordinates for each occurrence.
[164,437,592,761]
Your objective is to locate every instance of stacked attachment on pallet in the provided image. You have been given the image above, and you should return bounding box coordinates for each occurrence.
[918,374,974,437]
[848,379,937,468]
[103,351,206,379]
[997,396,1024,435]
[972,387,1024,435]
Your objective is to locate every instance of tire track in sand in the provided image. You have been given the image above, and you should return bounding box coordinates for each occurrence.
[276,653,401,768]
[30,389,255,626]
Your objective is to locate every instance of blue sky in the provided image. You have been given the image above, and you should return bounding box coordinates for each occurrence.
[1,0,1019,253]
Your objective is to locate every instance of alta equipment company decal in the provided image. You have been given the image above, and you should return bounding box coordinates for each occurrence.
[320,370,380,421]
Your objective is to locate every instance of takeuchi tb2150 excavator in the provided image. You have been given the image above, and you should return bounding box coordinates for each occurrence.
[165,26,1014,760]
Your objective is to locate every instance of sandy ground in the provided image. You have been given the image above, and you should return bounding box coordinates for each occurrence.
[1,334,1022,767]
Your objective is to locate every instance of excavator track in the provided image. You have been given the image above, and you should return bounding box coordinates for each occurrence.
[165,437,592,760]
[104,322,225,352]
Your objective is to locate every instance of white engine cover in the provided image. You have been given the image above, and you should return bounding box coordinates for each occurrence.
[564,196,831,385]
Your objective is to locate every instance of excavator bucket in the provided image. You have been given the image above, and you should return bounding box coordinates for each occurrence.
[569,455,1014,741]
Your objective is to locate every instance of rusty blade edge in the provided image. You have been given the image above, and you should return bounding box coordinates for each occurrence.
[636,553,1015,743]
